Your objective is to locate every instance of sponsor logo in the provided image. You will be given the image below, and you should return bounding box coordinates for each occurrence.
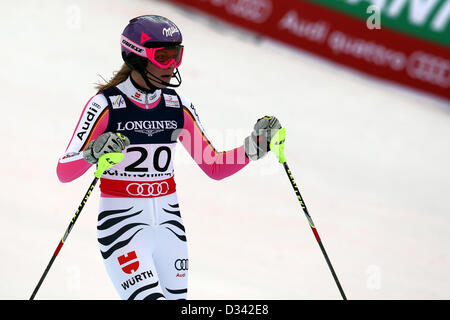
[278,10,330,44]
[91,101,102,109]
[118,251,140,274]
[76,103,100,141]
[60,152,84,163]
[225,0,273,24]
[61,152,79,160]
[129,90,160,104]
[135,129,164,137]
[164,94,180,108]
[140,31,152,44]
[116,120,178,137]
[121,38,144,54]
[120,269,154,290]
[162,26,180,37]
[174,259,189,271]
[327,31,407,71]
[126,182,170,197]
[176,273,186,277]
[109,95,126,109]
[407,51,450,88]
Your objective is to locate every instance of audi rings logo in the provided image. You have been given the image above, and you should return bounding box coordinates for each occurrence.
[174,259,189,271]
[407,51,450,88]
[208,0,272,24]
[226,0,273,24]
[126,182,170,197]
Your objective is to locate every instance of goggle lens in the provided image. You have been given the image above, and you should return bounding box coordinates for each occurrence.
[150,46,184,68]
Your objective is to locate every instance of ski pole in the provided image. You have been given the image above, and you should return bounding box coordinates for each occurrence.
[29,152,125,300]
[269,128,347,300]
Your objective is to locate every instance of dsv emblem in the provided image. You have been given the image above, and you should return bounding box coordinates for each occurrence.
[174,259,188,271]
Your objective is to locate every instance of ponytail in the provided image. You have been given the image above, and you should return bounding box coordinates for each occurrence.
[95,64,132,91]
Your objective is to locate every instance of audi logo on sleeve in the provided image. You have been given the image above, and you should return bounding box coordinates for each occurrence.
[174,259,188,271]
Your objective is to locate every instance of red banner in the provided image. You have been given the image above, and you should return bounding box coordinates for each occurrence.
[167,0,450,101]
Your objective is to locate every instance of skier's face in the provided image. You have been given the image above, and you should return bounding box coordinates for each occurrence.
[145,61,176,88]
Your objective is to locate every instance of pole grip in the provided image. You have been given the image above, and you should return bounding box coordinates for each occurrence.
[269,127,287,164]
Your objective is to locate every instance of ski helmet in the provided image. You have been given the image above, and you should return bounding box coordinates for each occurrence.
[121,15,183,88]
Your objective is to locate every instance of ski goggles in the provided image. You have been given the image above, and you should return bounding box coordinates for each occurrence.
[121,35,184,69]
[147,45,184,69]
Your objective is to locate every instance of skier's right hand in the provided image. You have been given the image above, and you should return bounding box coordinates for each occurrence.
[83,132,130,164]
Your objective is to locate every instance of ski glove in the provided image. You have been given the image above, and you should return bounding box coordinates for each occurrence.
[83,132,130,164]
[244,116,282,161]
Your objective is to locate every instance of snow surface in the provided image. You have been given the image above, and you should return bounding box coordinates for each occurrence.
[1,0,449,300]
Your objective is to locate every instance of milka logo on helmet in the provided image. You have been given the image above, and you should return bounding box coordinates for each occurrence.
[117,120,178,136]
[162,26,180,37]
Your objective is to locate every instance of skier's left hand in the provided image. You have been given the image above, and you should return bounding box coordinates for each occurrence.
[244,116,281,161]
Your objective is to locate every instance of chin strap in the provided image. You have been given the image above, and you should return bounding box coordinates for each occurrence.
[140,68,182,89]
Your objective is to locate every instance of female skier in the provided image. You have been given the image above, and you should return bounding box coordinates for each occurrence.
[57,15,281,300]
